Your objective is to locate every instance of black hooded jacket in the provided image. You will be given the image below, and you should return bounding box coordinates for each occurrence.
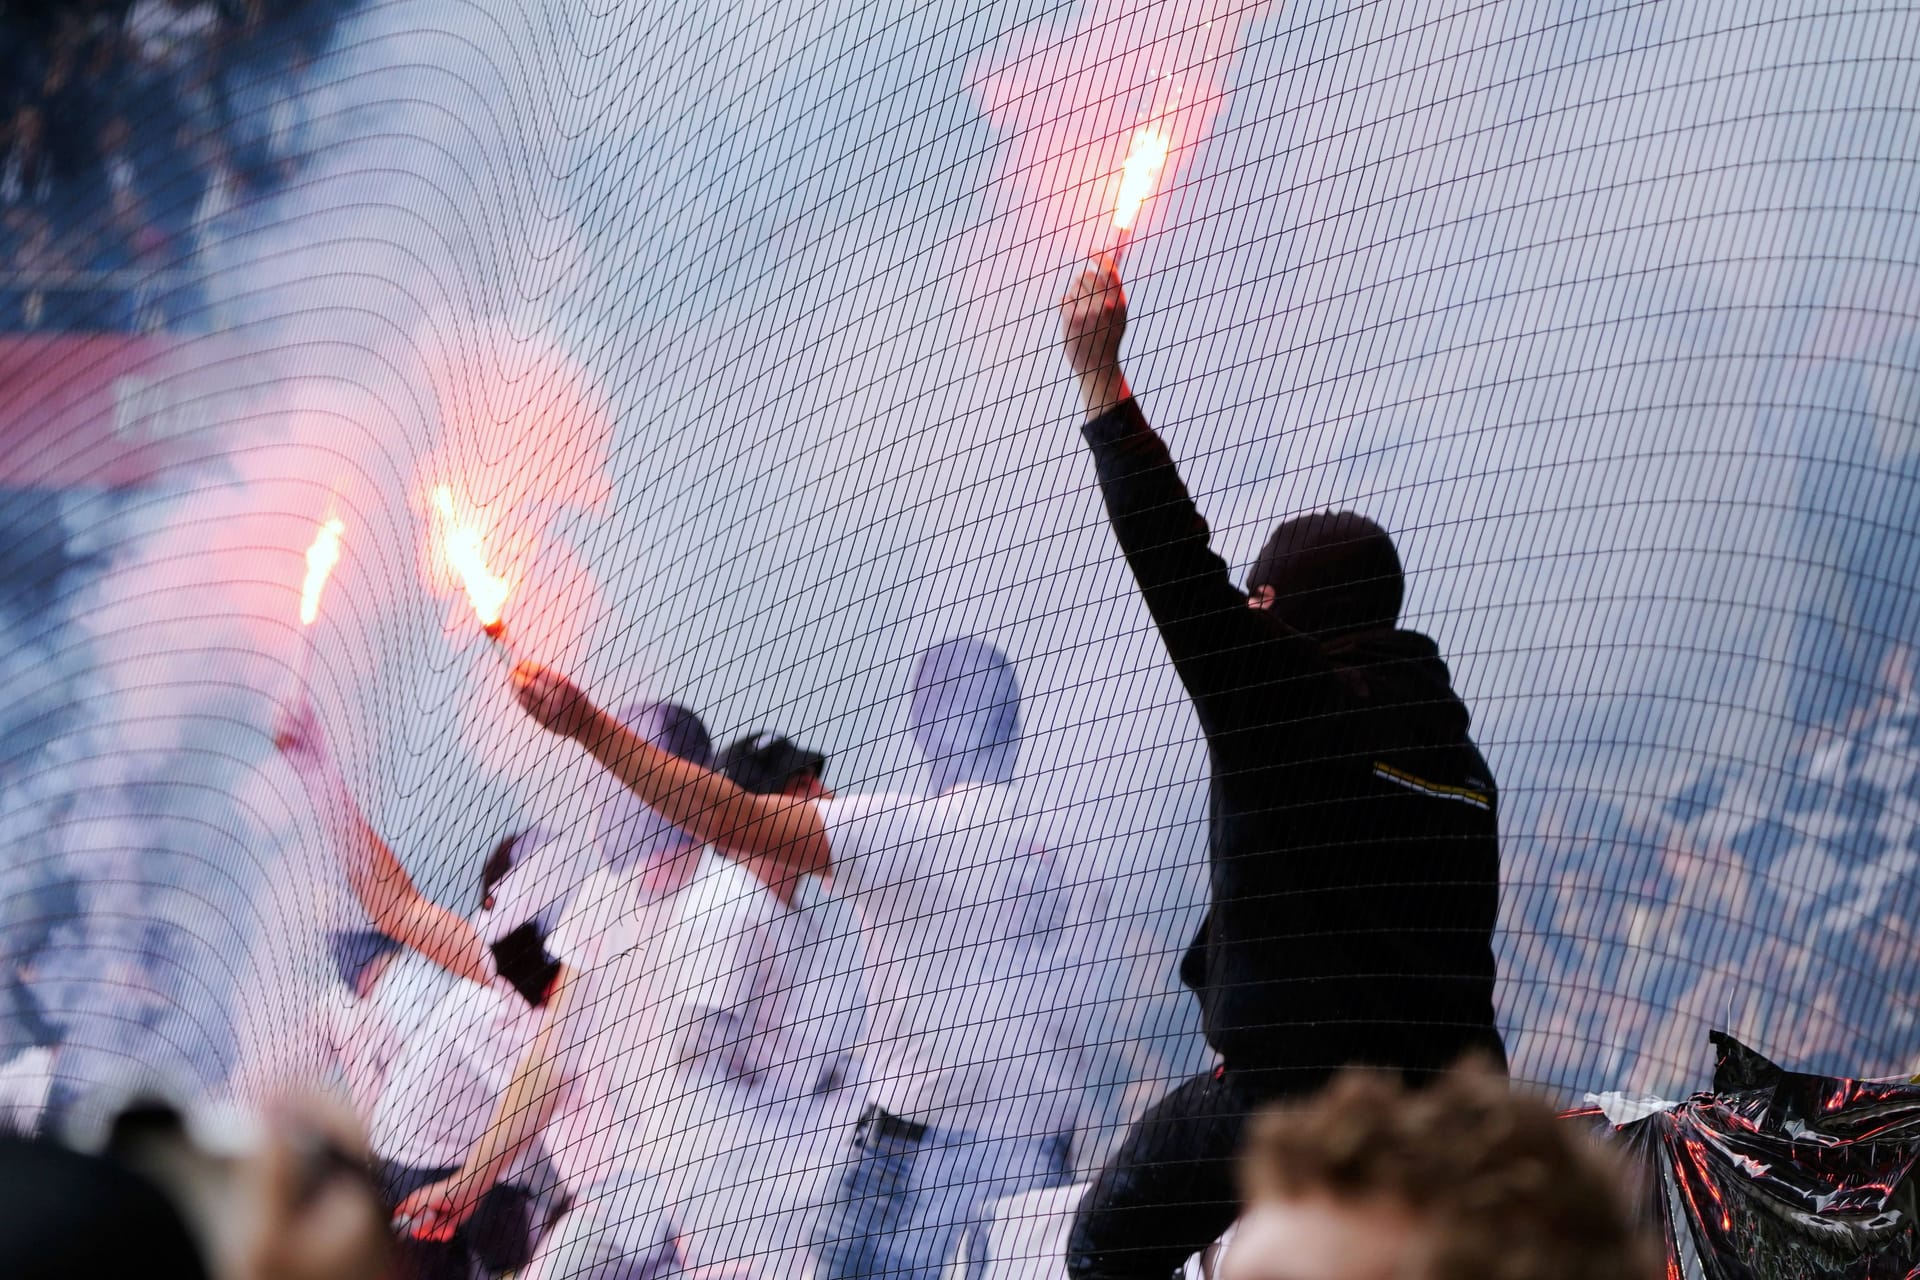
[1084,398,1505,1083]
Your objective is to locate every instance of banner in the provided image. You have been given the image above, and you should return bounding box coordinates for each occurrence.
[0,334,234,489]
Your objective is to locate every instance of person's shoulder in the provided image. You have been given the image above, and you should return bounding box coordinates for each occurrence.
[550,866,643,966]
[815,791,946,890]
[684,848,778,920]
[1348,629,1468,704]
[816,790,924,832]
[840,786,1024,838]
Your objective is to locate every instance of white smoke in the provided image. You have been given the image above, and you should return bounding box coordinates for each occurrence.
[3,0,1916,1140]
[0,1,638,1106]
[541,0,1920,1097]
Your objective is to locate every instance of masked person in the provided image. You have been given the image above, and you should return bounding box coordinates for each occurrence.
[275,704,568,1279]
[1055,260,1507,1279]
[511,638,1081,1280]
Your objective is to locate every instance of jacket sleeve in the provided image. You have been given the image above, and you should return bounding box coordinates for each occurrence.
[1082,398,1343,719]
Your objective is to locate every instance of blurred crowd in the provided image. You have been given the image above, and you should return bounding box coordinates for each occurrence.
[0,1063,1658,1280]
[0,0,353,333]
[1511,640,1920,1092]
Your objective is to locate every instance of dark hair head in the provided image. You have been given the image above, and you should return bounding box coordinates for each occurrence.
[719,732,828,795]
[1247,511,1405,635]
[1241,1062,1658,1280]
[487,921,560,1008]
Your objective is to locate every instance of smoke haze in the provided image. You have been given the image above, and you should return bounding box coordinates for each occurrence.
[0,0,1915,1135]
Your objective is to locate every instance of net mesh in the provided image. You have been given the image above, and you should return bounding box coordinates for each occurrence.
[0,0,1915,1273]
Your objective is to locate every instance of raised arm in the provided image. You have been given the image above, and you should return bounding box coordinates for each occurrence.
[1059,261,1279,710]
[391,964,579,1241]
[274,700,492,985]
[510,664,828,900]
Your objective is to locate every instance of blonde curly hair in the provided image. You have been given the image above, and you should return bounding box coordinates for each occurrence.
[1239,1062,1660,1280]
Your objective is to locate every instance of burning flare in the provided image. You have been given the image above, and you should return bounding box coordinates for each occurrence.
[298,517,346,626]
[433,486,510,632]
[1112,126,1171,233]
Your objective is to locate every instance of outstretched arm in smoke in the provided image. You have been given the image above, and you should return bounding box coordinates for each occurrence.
[511,663,828,901]
[274,699,493,985]
[392,964,581,1240]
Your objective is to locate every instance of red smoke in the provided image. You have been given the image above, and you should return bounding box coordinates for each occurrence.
[971,1,1274,257]
[412,321,613,668]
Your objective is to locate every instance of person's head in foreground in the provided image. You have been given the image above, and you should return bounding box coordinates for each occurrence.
[719,731,831,799]
[0,1091,388,1280]
[1223,1064,1657,1280]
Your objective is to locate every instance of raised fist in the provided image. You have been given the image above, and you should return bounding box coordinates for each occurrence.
[1060,256,1128,378]
[512,661,597,740]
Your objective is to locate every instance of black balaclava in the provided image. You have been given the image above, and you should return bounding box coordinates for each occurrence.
[1247,511,1405,636]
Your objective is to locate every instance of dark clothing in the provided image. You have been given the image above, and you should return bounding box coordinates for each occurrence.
[1068,398,1505,1279]
[1082,396,1504,1078]
[0,1137,209,1280]
[1065,1067,1269,1280]
[376,1159,534,1280]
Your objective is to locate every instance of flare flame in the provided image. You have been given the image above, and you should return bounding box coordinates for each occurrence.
[433,486,510,630]
[1112,126,1171,233]
[298,517,346,626]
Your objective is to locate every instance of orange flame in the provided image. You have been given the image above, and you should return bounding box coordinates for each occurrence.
[1112,126,1171,232]
[433,487,509,629]
[298,517,346,626]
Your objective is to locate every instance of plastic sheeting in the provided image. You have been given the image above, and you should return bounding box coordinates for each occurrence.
[1574,1032,1920,1279]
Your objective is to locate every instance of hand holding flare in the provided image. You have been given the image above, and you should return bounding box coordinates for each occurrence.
[1061,254,1131,419]
[433,486,515,662]
[507,661,830,900]
[299,518,345,626]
